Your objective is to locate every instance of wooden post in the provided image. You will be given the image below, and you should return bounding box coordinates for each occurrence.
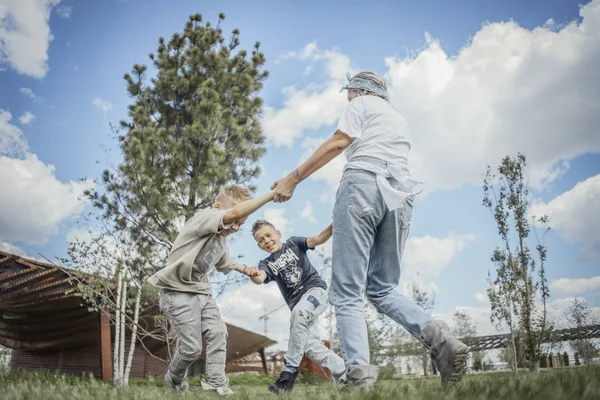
[100,308,112,380]
[258,348,268,375]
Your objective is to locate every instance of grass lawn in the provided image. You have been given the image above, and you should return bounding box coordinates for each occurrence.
[1,367,599,400]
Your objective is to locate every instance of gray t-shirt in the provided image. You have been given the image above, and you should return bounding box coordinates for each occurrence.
[147,208,238,294]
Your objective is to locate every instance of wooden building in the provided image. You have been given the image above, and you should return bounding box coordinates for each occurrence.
[0,251,276,379]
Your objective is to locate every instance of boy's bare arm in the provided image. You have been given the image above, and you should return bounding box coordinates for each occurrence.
[223,191,275,225]
[307,223,333,248]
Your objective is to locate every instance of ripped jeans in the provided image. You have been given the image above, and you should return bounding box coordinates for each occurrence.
[283,287,346,378]
[329,160,433,370]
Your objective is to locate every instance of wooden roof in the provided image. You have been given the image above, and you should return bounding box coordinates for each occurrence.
[0,251,276,360]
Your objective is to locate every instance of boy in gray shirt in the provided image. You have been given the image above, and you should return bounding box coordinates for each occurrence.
[148,185,272,395]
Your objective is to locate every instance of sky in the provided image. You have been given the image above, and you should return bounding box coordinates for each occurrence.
[1,0,599,355]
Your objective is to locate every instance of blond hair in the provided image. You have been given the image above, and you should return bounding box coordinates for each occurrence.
[214,184,251,208]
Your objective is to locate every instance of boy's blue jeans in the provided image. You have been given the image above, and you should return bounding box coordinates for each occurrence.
[330,158,433,370]
[283,287,346,378]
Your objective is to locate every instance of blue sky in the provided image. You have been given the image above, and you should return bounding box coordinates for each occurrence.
[1,0,599,347]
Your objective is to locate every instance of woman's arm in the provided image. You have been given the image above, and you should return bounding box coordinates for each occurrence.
[272,131,353,203]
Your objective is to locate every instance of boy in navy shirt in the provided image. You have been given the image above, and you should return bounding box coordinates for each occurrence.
[247,220,345,393]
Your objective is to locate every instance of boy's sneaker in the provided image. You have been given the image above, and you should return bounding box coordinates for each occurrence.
[268,371,297,394]
[421,320,469,385]
[164,370,190,393]
[201,378,234,396]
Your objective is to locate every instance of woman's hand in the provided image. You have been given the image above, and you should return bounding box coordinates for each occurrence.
[271,172,299,203]
[270,131,352,203]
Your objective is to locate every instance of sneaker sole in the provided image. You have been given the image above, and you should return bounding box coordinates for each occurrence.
[447,347,469,384]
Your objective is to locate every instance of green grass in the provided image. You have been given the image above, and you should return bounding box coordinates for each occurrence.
[1,367,599,400]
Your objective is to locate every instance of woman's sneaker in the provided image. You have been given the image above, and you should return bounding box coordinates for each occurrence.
[421,320,469,385]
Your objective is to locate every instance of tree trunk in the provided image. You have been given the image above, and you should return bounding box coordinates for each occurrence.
[123,285,142,386]
[508,299,518,374]
[119,282,128,384]
[113,271,123,384]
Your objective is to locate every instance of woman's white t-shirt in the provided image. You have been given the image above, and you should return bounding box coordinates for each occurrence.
[337,95,411,164]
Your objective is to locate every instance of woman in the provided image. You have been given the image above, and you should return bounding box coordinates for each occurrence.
[271,71,469,389]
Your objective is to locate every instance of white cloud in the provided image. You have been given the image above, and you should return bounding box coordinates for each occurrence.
[550,276,600,297]
[0,110,28,156]
[0,154,93,244]
[92,97,113,112]
[262,42,354,147]
[20,87,46,106]
[403,233,475,280]
[530,175,600,260]
[55,5,71,19]
[0,241,47,263]
[0,113,93,244]
[301,201,316,223]
[0,0,61,78]
[0,241,28,257]
[20,87,35,98]
[263,208,292,238]
[19,112,36,126]
[268,1,600,194]
[475,292,489,305]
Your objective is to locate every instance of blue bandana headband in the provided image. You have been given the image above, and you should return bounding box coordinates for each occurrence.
[340,72,388,98]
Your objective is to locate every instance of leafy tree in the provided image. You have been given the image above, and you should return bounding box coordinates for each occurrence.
[483,153,552,372]
[565,298,598,365]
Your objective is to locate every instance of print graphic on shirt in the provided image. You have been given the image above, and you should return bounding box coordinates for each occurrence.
[267,248,303,289]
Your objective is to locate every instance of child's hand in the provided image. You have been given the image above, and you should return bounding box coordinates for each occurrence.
[245,266,260,277]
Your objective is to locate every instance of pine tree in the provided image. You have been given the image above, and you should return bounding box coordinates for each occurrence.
[88,13,268,264]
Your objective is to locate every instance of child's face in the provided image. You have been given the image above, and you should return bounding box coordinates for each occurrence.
[220,216,247,237]
[254,225,282,254]
[213,200,246,237]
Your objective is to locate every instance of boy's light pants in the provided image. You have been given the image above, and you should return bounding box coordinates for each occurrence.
[330,158,433,378]
[283,287,346,379]
[159,290,228,388]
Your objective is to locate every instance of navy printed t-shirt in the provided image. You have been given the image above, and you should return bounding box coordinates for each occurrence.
[258,236,327,310]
